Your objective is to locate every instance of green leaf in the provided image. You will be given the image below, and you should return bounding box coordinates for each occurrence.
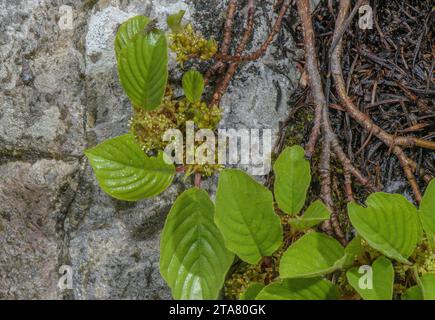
[182,70,205,103]
[167,10,185,33]
[348,193,420,264]
[346,256,394,300]
[342,235,364,268]
[160,188,234,300]
[402,286,423,300]
[85,134,174,201]
[289,200,330,231]
[240,283,265,300]
[273,146,311,215]
[419,273,435,300]
[117,30,168,110]
[420,180,435,245]
[279,232,345,278]
[256,278,339,300]
[115,16,150,61]
[215,169,283,264]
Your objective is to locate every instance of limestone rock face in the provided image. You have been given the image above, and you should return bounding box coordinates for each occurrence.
[0,0,301,299]
[0,160,79,299]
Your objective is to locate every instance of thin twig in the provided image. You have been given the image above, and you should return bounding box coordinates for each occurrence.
[331,0,425,202]
[211,0,256,106]
[296,0,379,244]
[217,0,238,75]
[216,0,291,63]
[296,0,375,191]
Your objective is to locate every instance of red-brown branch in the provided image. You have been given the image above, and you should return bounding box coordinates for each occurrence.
[296,0,381,244]
[221,0,238,56]
[211,0,256,106]
[296,0,375,191]
[217,0,238,76]
[215,0,291,63]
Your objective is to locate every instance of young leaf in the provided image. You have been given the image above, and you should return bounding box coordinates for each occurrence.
[182,70,205,103]
[348,193,420,264]
[115,16,150,61]
[85,134,174,201]
[167,10,185,33]
[117,30,168,110]
[346,256,394,300]
[279,232,345,278]
[288,200,331,231]
[255,278,339,300]
[402,286,423,300]
[240,283,265,300]
[273,146,311,215]
[419,179,435,245]
[215,169,283,264]
[160,188,234,300]
[419,273,435,300]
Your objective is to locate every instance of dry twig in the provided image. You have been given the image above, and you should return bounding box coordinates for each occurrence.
[330,0,434,202]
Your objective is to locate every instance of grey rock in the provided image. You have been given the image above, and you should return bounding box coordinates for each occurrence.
[216,5,300,134]
[0,0,88,157]
[66,162,183,300]
[0,159,79,299]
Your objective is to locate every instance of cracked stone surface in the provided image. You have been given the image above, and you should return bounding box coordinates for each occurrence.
[0,159,79,299]
[0,0,303,299]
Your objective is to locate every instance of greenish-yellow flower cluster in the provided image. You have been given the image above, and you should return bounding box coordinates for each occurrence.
[413,241,435,274]
[130,87,223,176]
[130,21,223,177]
[130,88,180,152]
[169,24,217,65]
[178,100,221,130]
[224,264,269,300]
